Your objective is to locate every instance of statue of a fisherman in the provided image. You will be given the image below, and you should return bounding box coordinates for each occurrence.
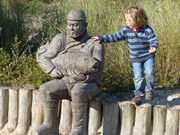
[35,9,104,135]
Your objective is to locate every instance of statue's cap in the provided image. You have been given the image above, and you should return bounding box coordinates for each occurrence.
[67,9,86,21]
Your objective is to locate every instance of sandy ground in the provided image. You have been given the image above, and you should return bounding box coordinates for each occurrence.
[99,89,180,107]
[116,89,180,107]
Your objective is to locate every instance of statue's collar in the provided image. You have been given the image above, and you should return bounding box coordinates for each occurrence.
[65,33,90,50]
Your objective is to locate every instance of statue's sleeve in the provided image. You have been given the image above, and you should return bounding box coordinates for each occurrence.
[80,41,104,84]
[92,41,104,71]
[36,34,65,76]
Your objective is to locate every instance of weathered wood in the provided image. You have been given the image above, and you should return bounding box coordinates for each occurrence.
[11,88,32,135]
[119,101,135,135]
[174,105,180,135]
[133,103,152,135]
[179,107,180,135]
[0,86,180,135]
[88,101,102,135]
[102,103,119,135]
[57,100,62,123]
[0,87,8,130]
[179,116,180,135]
[0,88,19,135]
[59,99,72,135]
[164,107,179,135]
[27,90,43,135]
[7,88,19,132]
[152,105,166,135]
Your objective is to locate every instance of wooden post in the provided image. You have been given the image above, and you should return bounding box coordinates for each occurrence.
[11,88,32,135]
[7,88,19,132]
[102,103,119,135]
[119,101,135,135]
[0,88,19,135]
[179,116,180,135]
[0,87,8,130]
[133,103,152,135]
[179,108,180,135]
[175,105,180,135]
[59,99,72,135]
[27,90,43,135]
[164,107,179,135]
[152,105,166,135]
[88,101,102,135]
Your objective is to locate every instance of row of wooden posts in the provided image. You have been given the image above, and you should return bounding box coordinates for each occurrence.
[0,86,180,135]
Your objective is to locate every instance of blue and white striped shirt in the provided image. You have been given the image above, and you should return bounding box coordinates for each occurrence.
[100,25,159,62]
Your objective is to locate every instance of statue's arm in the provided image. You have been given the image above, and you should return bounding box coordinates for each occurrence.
[36,34,65,78]
[82,41,104,82]
[92,41,105,71]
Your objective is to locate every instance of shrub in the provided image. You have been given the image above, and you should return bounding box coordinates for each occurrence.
[0,39,51,88]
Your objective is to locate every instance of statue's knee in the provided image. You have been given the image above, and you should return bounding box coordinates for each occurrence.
[71,85,88,103]
[39,84,46,94]
[39,83,52,97]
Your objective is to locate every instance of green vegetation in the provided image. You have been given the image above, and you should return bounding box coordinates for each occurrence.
[0,0,180,90]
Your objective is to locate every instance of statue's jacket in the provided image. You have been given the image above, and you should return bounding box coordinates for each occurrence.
[37,33,104,89]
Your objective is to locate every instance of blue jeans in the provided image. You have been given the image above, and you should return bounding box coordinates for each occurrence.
[132,57,155,97]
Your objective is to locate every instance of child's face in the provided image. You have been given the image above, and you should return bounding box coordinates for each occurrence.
[125,13,135,28]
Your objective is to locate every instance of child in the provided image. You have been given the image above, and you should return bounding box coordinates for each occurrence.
[93,6,159,104]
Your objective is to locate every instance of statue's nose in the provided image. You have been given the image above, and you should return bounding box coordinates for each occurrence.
[71,26,75,30]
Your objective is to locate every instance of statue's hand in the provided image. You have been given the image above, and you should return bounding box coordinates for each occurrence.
[38,42,49,53]
[49,68,63,78]
[73,74,87,81]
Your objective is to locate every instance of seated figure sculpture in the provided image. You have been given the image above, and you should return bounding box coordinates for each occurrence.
[35,9,104,135]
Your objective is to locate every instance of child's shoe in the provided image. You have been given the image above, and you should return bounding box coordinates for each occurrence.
[132,96,142,105]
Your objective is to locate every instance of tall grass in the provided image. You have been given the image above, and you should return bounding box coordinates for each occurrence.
[82,0,180,89]
[0,0,180,90]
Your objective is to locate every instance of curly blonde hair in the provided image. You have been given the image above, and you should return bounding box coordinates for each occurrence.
[124,6,148,27]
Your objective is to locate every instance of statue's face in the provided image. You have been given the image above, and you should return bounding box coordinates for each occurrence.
[67,20,86,39]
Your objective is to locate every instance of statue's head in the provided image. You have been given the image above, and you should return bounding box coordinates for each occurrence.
[67,9,87,39]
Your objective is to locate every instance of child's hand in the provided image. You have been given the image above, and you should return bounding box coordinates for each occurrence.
[149,47,156,53]
[92,36,101,42]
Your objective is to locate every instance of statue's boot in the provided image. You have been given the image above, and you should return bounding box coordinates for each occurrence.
[34,101,59,135]
[69,103,88,135]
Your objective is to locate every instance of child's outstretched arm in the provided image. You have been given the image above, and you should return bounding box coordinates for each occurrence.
[92,27,127,44]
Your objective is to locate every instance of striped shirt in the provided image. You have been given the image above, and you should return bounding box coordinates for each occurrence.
[100,25,159,62]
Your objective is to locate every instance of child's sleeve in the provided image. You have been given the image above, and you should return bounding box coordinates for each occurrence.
[148,29,159,49]
[99,28,127,43]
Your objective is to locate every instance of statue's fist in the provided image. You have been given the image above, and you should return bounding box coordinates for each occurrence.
[49,68,63,78]
[73,74,87,81]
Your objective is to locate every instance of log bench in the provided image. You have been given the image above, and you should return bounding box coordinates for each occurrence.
[0,86,179,135]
